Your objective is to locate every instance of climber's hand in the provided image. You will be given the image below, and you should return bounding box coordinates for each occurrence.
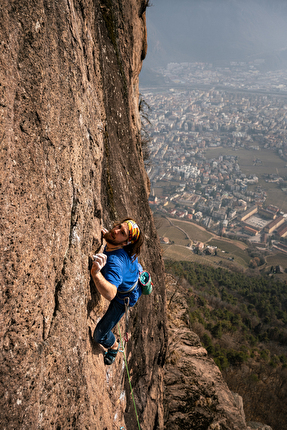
[101,227,108,238]
[91,253,107,275]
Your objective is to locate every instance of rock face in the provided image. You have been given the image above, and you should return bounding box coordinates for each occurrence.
[164,274,248,430]
[0,1,166,429]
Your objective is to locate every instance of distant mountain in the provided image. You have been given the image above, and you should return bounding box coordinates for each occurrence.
[143,0,287,70]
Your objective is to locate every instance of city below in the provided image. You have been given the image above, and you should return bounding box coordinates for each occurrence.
[141,61,287,255]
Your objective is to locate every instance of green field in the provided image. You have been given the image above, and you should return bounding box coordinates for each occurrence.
[205,146,287,212]
[162,244,247,272]
[155,217,189,245]
[155,217,213,243]
[154,215,287,272]
[204,147,287,178]
[172,219,214,242]
[155,216,251,269]
[249,181,287,212]
[163,226,189,246]
[266,253,287,268]
[207,238,250,266]
[162,244,217,266]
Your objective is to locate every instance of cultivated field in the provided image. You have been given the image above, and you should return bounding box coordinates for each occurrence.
[154,215,287,275]
[161,243,218,266]
[155,216,213,243]
[172,219,214,242]
[155,216,251,269]
[161,243,247,272]
[155,217,189,245]
[266,253,287,268]
[207,238,250,266]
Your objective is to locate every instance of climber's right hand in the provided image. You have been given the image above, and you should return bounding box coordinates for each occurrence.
[91,253,107,276]
[101,227,108,238]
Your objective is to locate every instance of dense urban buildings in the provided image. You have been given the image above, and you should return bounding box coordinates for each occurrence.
[141,61,287,246]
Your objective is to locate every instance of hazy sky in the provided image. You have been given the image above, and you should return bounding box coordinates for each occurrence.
[144,0,287,69]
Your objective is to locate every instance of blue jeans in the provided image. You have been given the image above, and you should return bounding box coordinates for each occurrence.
[93,299,126,349]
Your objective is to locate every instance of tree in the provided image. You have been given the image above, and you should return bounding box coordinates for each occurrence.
[212,322,223,339]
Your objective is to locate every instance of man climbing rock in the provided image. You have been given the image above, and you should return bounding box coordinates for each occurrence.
[91,218,144,365]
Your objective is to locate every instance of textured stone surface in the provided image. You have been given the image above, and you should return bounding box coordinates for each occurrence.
[247,424,272,430]
[0,1,166,429]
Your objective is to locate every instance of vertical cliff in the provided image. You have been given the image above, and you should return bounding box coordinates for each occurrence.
[164,274,248,430]
[0,1,166,429]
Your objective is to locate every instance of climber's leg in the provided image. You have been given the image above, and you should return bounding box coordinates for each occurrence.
[93,299,125,349]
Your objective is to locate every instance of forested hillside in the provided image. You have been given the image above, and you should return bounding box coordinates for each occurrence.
[165,260,287,430]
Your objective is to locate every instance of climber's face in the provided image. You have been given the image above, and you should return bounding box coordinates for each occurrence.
[104,223,129,246]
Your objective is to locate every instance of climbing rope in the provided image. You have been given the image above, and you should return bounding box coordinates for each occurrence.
[123,297,130,345]
[118,323,141,430]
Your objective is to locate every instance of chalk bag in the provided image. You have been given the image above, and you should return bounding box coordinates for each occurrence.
[139,271,153,295]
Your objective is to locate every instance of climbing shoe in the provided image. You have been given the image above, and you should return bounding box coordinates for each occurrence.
[104,346,119,365]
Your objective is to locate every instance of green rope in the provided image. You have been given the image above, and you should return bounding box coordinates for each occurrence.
[118,323,141,430]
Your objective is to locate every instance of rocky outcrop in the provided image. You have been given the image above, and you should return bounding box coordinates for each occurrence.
[0,1,166,429]
[164,274,273,430]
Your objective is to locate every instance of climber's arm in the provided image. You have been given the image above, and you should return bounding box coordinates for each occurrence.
[91,267,117,301]
[91,254,117,301]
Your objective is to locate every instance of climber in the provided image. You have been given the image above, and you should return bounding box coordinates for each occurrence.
[91,218,144,365]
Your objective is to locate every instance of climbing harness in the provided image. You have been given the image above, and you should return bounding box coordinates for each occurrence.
[115,294,130,346]
[116,279,139,298]
[118,323,141,430]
